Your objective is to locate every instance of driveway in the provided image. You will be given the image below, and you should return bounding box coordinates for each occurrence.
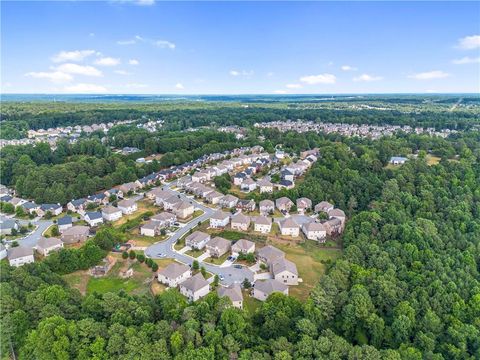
[145,178,255,286]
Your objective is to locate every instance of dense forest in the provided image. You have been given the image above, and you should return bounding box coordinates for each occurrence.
[1,132,479,359]
[1,96,480,139]
[0,129,239,204]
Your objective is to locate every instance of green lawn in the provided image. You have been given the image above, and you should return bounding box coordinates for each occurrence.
[243,290,261,314]
[185,248,205,258]
[205,252,230,265]
[87,277,140,294]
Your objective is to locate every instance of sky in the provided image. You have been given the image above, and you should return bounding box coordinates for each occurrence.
[1,1,479,94]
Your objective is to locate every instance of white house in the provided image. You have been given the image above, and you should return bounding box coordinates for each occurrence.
[102,206,123,222]
[257,178,274,193]
[254,216,272,234]
[84,211,104,227]
[117,199,138,215]
[57,216,73,232]
[210,210,230,229]
[302,222,327,242]
[36,237,64,256]
[279,217,300,237]
[231,239,255,256]
[179,273,210,301]
[140,221,159,237]
[158,263,191,287]
[217,284,243,309]
[219,194,239,209]
[231,213,250,231]
[8,246,34,267]
[173,201,194,219]
[241,178,257,192]
[185,231,211,250]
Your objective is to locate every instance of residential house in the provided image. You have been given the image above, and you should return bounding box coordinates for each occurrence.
[20,201,40,214]
[231,213,250,231]
[61,225,89,244]
[154,190,173,207]
[36,237,64,256]
[302,222,327,241]
[314,201,334,213]
[390,156,408,165]
[231,239,255,256]
[322,217,343,235]
[85,211,104,227]
[236,199,256,212]
[272,258,298,285]
[192,171,209,183]
[296,198,312,213]
[151,212,177,228]
[0,219,19,235]
[206,236,231,258]
[253,216,272,234]
[275,197,294,212]
[279,217,300,237]
[233,172,247,185]
[8,246,34,267]
[146,188,168,201]
[87,193,108,205]
[117,199,138,215]
[57,216,73,232]
[179,273,210,301]
[102,206,123,222]
[259,200,275,215]
[104,188,122,199]
[173,201,194,219]
[210,210,230,228]
[217,284,243,308]
[158,262,192,287]
[241,178,257,192]
[163,195,181,211]
[281,169,294,182]
[328,208,346,223]
[277,179,294,190]
[253,279,288,301]
[67,198,88,214]
[118,182,139,195]
[257,178,274,193]
[219,194,239,209]
[256,245,285,266]
[38,204,63,217]
[205,190,223,205]
[140,221,159,237]
[185,231,211,250]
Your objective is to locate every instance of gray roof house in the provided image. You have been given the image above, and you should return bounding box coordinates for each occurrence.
[275,197,294,211]
[231,239,255,255]
[296,197,312,211]
[179,273,210,301]
[206,236,231,258]
[253,279,289,301]
[256,245,285,266]
[217,284,243,308]
[314,201,334,213]
[36,237,64,256]
[158,262,191,287]
[272,258,298,285]
[185,231,211,250]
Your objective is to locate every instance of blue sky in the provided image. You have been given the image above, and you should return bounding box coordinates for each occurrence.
[2,1,479,94]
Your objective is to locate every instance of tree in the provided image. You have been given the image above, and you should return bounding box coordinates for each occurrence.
[192,260,199,271]
[0,202,15,214]
[51,225,60,237]
[151,263,159,272]
[122,251,128,259]
[242,278,252,289]
[213,275,219,288]
[200,266,207,277]
[137,254,145,263]
[129,250,136,260]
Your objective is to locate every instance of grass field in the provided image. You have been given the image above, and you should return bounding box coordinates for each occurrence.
[243,290,261,314]
[204,252,230,265]
[185,248,205,258]
[426,154,441,166]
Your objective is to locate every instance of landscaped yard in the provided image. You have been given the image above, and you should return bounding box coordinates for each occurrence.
[242,289,261,314]
[113,200,158,227]
[185,248,205,258]
[205,252,230,265]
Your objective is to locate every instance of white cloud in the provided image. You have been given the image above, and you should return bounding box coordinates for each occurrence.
[273,90,288,94]
[175,83,184,89]
[229,69,254,77]
[51,50,95,63]
[124,83,148,88]
[64,83,107,93]
[452,56,480,65]
[154,40,176,49]
[353,73,383,82]
[56,63,103,77]
[300,73,336,85]
[25,71,73,83]
[341,65,357,71]
[128,59,139,65]
[286,83,302,89]
[94,57,120,66]
[456,35,480,50]
[114,70,131,75]
[267,72,274,77]
[408,70,450,80]
[134,0,155,5]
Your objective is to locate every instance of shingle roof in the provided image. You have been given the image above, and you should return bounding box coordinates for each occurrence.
[231,212,250,225]
[328,208,346,218]
[180,273,209,292]
[37,237,62,249]
[57,216,72,225]
[211,210,230,221]
[8,246,33,260]
[302,222,326,232]
[218,284,243,303]
[232,239,255,252]
[86,211,102,220]
[254,279,288,294]
[102,206,122,215]
[254,216,271,226]
[279,217,299,229]
[158,262,190,279]
[256,245,285,263]
[272,258,298,276]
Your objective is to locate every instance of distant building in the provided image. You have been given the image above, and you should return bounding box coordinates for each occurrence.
[390,156,408,165]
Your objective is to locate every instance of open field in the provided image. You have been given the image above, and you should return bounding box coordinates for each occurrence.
[426,154,441,166]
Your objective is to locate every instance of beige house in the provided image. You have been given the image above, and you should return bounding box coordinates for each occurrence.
[173,200,194,219]
[231,213,250,231]
[179,273,210,301]
[231,239,255,256]
[206,236,231,258]
[259,199,275,215]
[36,237,64,256]
[219,194,239,209]
[296,198,312,213]
[117,199,138,215]
[210,210,230,228]
[275,197,294,212]
[257,178,274,193]
[279,217,300,237]
[314,201,334,213]
[272,258,298,285]
[253,279,288,301]
[253,216,272,234]
[158,262,191,287]
[205,191,224,204]
[61,225,89,244]
[8,246,34,267]
[302,222,327,241]
[218,284,243,308]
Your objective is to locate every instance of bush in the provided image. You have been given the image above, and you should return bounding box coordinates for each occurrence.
[122,251,128,259]
[192,260,199,271]
[242,278,252,289]
[137,254,145,263]
[129,250,136,260]
[151,263,159,272]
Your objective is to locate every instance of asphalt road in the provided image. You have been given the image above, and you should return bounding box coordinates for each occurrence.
[144,179,255,286]
[0,215,53,248]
